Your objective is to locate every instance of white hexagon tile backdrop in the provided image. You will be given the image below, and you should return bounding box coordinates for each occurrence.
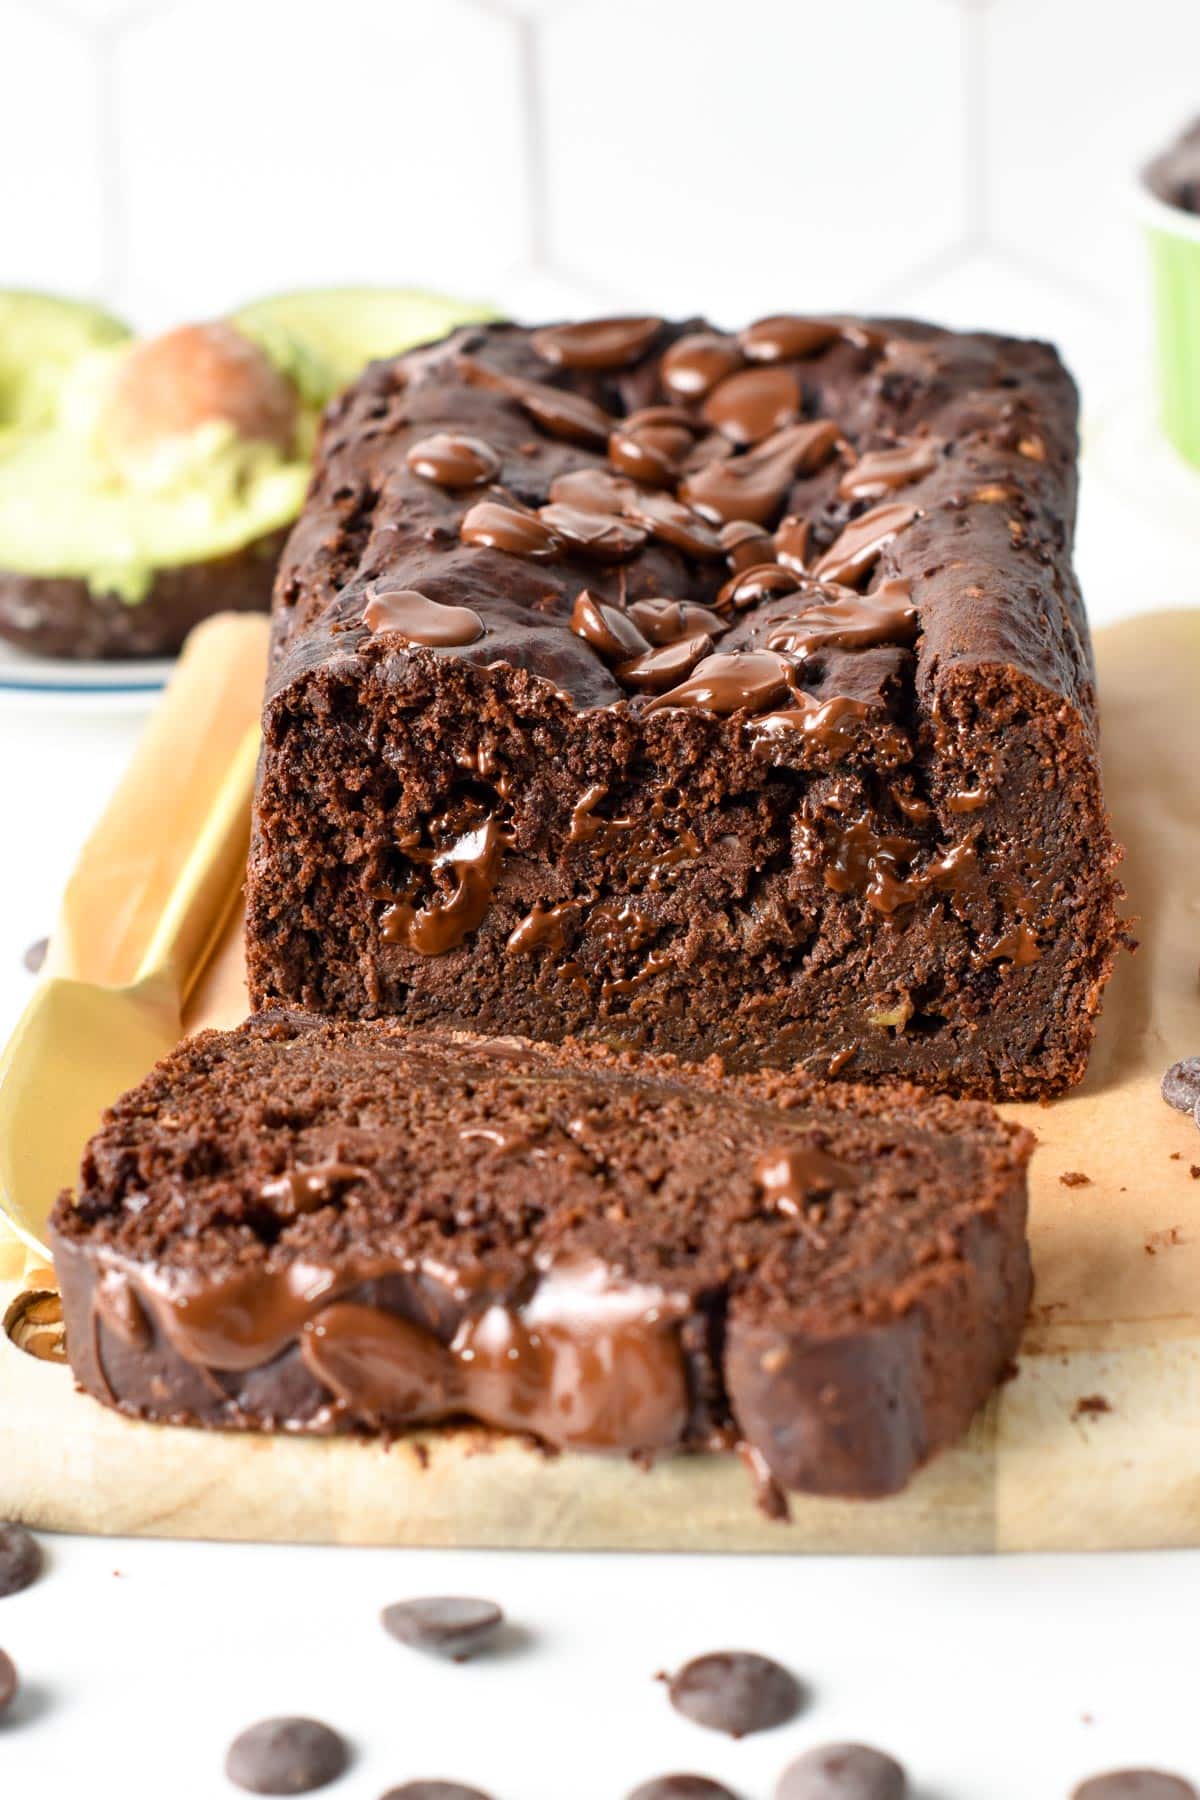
[0,0,1198,608]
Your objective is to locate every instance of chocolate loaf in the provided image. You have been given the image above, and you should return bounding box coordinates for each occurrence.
[51,1012,1032,1499]
[244,315,1124,1098]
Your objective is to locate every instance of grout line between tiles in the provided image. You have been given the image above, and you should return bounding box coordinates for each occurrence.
[516,12,551,270]
[962,0,990,244]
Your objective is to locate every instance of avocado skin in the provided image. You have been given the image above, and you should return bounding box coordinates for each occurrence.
[0,526,286,660]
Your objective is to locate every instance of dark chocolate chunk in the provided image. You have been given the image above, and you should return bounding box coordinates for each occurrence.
[460,501,561,561]
[380,1786,494,1800]
[1072,1776,1198,1800]
[740,315,842,362]
[22,937,47,975]
[406,433,500,490]
[667,1651,803,1737]
[775,1743,908,1799]
[380,1596,503,1660]
[0,1524,42,1599]
[531,316,663,371]
[225,1717,348,1794]
[628,1779,740,1800]
[0,1648,16,1715]
[1161,1058,1200,1115]
[661,331,743,399]
[363,590,484,647]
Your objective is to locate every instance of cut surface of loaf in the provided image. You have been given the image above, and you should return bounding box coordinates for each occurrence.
[244,314,1124,1099]
[51,1013,1033,1500]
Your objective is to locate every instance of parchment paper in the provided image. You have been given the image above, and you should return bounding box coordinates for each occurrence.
[2,611,1198,1552]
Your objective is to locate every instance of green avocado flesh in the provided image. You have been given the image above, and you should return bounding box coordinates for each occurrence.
[0,291,130,432]
[0,286,489,603]
[231,286,493,403]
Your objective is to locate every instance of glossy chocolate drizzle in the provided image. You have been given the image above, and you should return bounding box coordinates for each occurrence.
[381,816,508,955]
[113,1252,691,1454]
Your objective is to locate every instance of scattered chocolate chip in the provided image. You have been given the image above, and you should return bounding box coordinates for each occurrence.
[0,1524,42,1599]
[225,1717,348,1794]
[381,1785,494,1800]
[628,1779,740,1800]
[0,1648,17,1715]
[1161,1057,1200,1114]
[22,937,47,975]
[1072,1774,1199,1799]
[775,1743,907,1799]
[1191,1165,1200,1178]
[381,1596,503,1661]
[1059,1170,1091,1188]
[1073,1394,1112,1420]
[667,1651,803,1738]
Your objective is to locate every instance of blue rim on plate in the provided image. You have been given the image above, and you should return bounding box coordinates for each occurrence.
[0,640,174,700]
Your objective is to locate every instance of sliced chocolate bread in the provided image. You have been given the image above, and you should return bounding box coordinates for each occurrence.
[51,1012,1033,1500]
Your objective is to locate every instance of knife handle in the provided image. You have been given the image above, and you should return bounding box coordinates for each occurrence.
[44,612,269,993]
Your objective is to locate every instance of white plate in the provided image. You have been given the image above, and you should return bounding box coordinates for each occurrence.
[0,637,172,709]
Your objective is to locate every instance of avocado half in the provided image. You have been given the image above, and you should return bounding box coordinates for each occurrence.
[0,286,489,660]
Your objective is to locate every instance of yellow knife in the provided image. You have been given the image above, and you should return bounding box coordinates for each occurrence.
[0,612,269,1259]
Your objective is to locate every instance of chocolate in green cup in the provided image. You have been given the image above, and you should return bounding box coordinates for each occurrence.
[1138,166,1200,467]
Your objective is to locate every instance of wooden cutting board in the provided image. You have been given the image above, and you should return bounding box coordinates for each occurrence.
[3,611,1199,1553]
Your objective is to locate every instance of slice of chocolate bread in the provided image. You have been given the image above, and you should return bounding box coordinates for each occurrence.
[244,315,1124,1099]
[51,1013,1033,1500]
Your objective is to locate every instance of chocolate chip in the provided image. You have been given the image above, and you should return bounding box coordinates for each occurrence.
[381,1786,494,1800]
[22,937,47,975]
[628,1779,741,1800]
[0,1649,17,1715]
[1163,1058,1200,1114]
[0,1524,42,1599]
[1072,1775,1199,1800]
[381,1596,503,1660]
[775,1742,908,1799]
[225,1717,348,1794]
[666,1651,803,1737]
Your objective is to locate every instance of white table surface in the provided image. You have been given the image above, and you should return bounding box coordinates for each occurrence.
[2,379,1200,1800]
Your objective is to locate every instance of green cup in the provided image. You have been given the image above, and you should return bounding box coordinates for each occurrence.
[1140,176,1200,467]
